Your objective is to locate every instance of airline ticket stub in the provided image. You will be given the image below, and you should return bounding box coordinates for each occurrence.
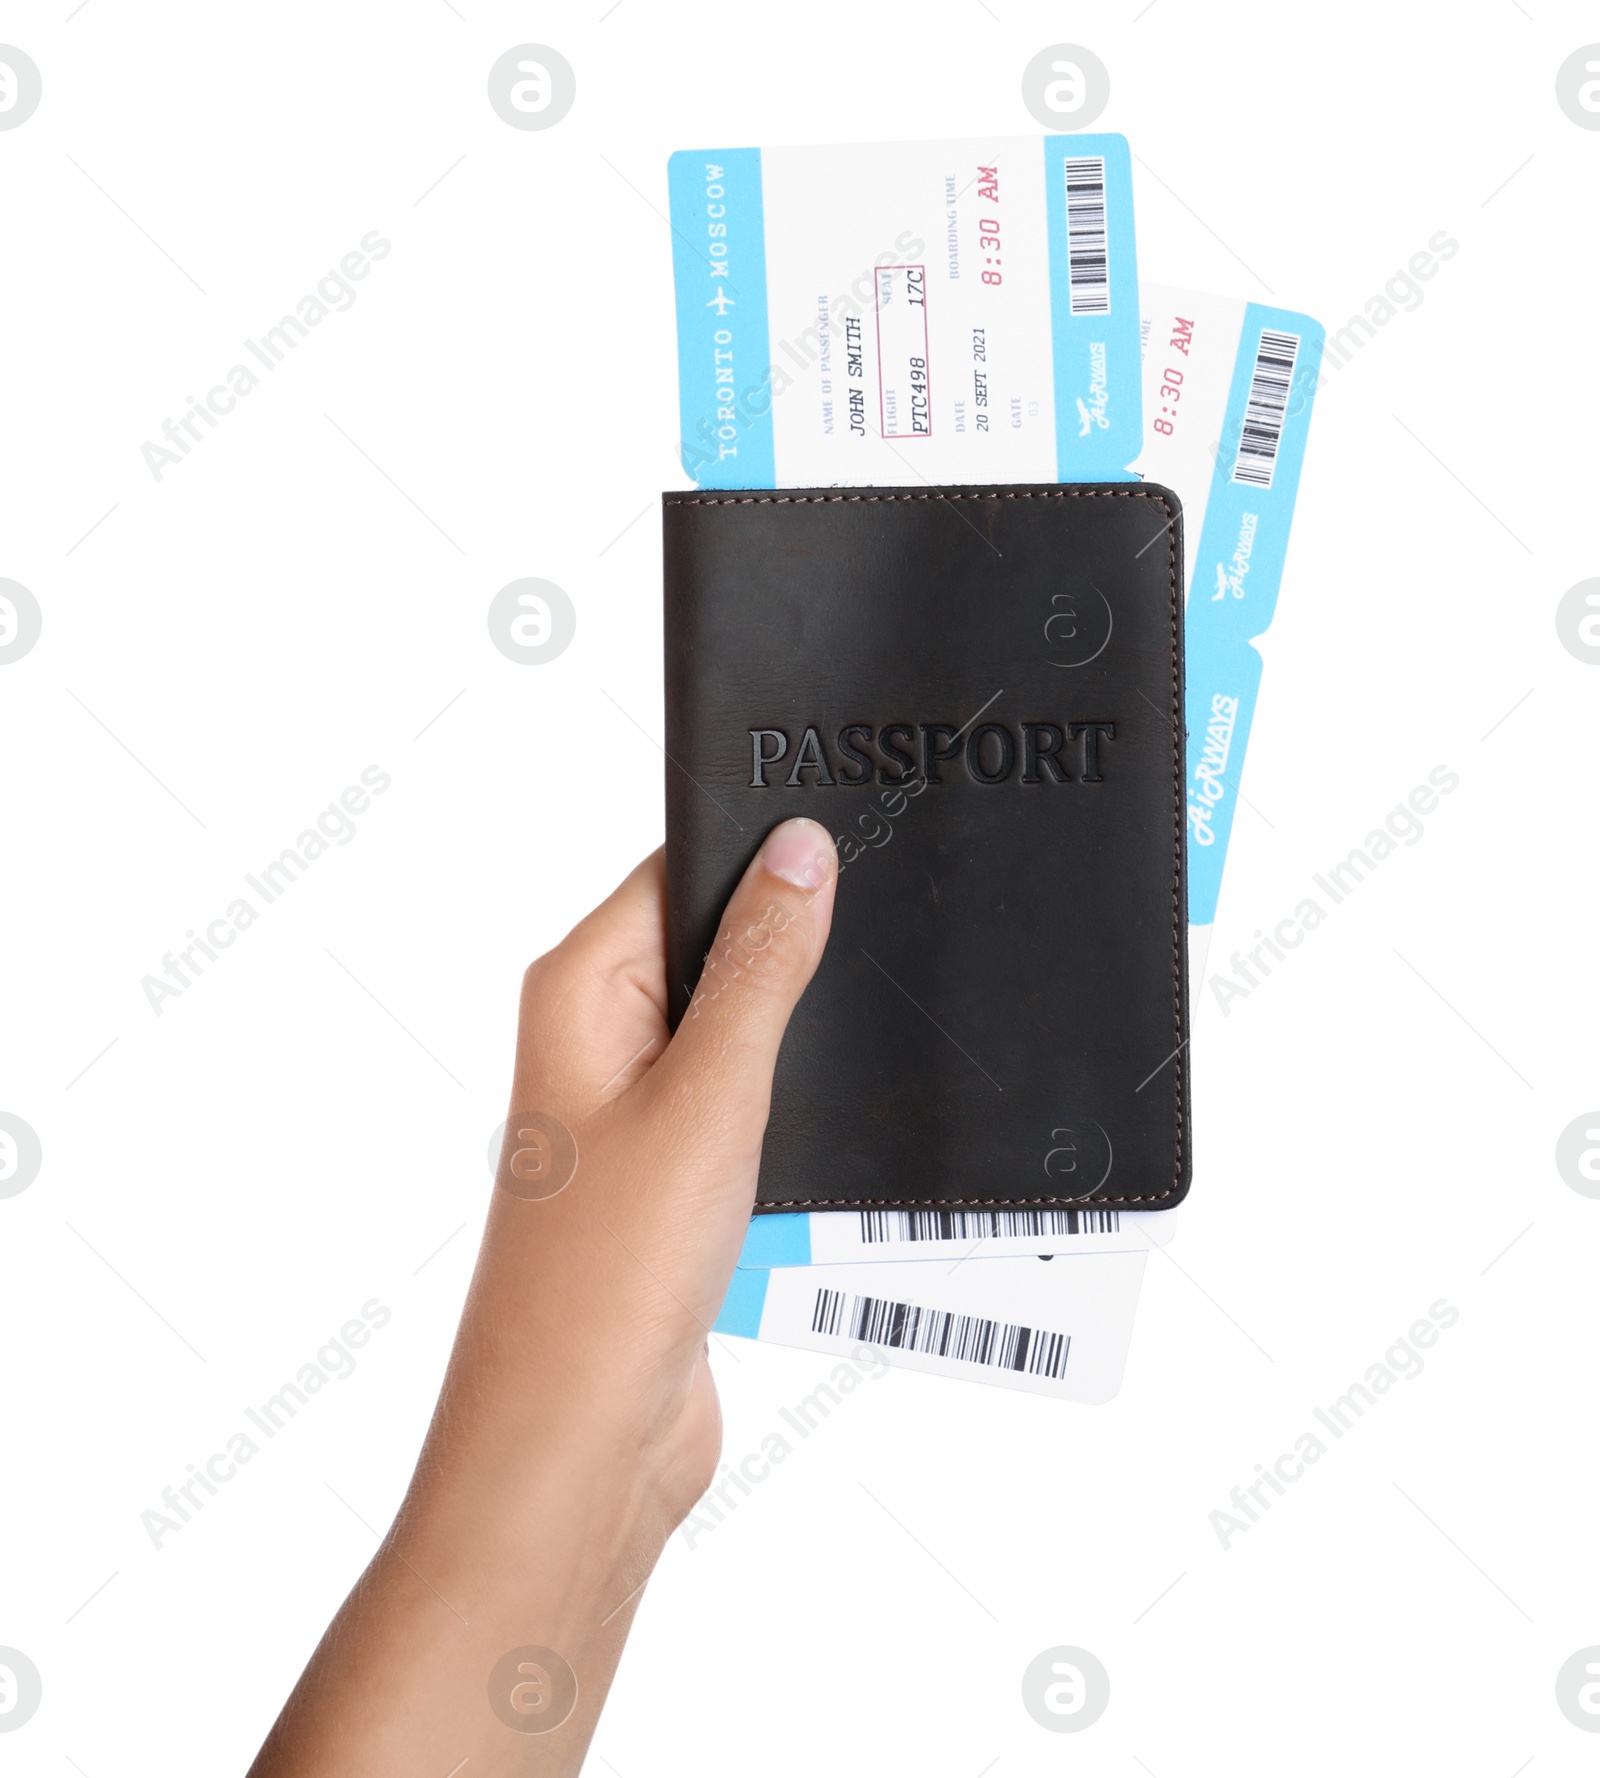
[716,1252,1147,1405]
[668,136,1142,488]
[1135,285,1324,950]
[738,1203,1175,1269]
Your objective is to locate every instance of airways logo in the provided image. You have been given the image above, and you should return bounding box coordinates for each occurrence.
[748,721,1116,788]
[1076,340,1110,436]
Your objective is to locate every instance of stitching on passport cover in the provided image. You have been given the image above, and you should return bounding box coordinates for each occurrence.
[669,487,1185,1208]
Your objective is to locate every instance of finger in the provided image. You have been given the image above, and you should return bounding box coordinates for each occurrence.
[511,850,670,1116]
[648,818,837,1149]
[549,848,668,1007]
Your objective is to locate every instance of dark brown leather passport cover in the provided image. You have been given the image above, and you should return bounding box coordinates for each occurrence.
[663,483,1189,1214]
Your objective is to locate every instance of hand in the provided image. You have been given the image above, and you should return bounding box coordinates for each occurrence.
[249,817,838,1776]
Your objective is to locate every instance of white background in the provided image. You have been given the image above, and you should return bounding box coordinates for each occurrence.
[2,3,1597,1772]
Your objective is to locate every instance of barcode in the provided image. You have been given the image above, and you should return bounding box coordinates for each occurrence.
[858,1208,1121,1243]
[1231,329,1300,488]
[1063,156,1110,316]
[811,1288,1071,1380]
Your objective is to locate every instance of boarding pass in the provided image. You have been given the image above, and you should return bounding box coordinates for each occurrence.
[1135,284,1324,970]
[668,135,1142,487]
[738,1201,1175,1269]
[716,1251,1147,1405]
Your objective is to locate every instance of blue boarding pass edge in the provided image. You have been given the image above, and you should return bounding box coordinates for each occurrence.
[1184,303,1324,926]
[1044,134,1142,482]
[738,1212,812,1268]
[667,147,776,489]
[717,1264,772,1337]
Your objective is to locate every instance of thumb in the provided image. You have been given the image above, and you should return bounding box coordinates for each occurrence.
[654,817,838,1132]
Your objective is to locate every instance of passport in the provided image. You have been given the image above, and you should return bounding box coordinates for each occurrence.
[663,481,1190,1214]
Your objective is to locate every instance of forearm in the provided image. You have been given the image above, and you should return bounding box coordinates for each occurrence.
[248,1403,681,1776]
